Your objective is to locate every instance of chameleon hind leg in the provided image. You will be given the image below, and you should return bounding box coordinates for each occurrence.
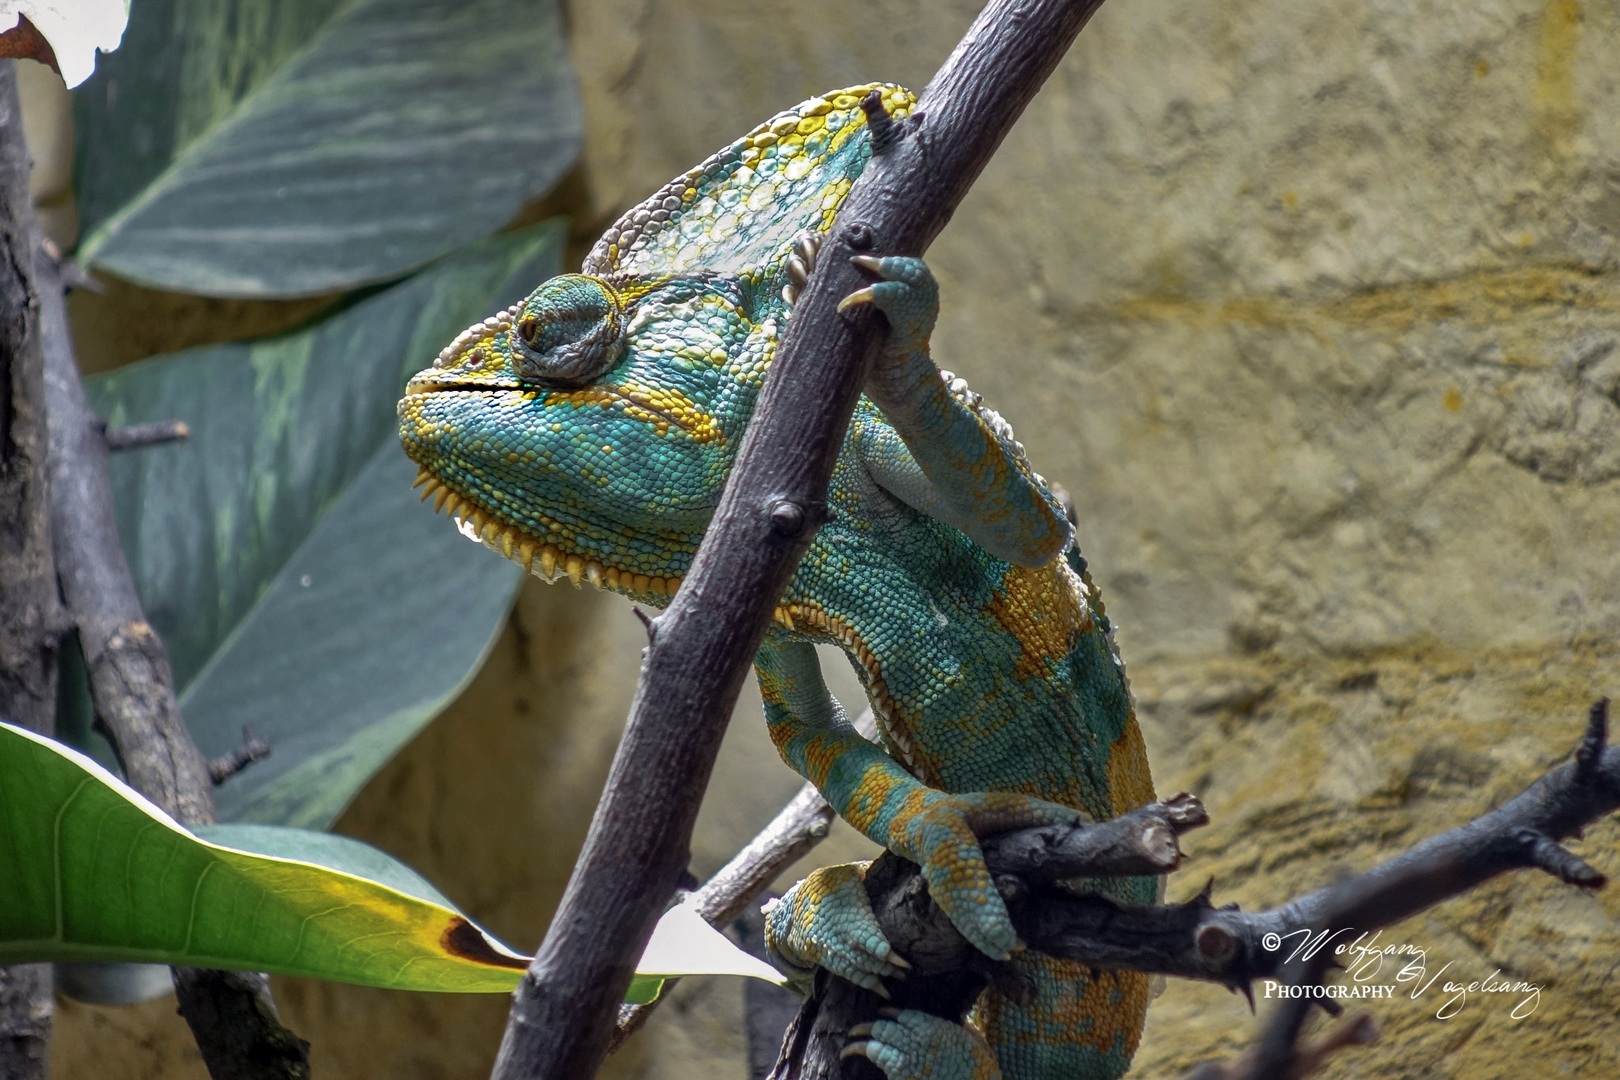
[841,254,1071,568]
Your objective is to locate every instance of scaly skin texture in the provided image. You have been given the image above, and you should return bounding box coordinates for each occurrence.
[398,86,1156,1080]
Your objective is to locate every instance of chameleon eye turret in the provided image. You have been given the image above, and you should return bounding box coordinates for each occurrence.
[508,274,627,387]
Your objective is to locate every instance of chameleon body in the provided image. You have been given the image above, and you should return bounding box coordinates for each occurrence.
[398,85,1156,1080]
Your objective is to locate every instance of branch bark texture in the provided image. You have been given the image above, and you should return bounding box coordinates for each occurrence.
[0,59,61,1080]
[489,3,1110,1077]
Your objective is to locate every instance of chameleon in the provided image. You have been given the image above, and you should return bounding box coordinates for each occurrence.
[397,84,1157,1080]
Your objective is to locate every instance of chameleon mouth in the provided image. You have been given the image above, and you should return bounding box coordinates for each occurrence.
[401,379,722,445]
[411,467,685,600]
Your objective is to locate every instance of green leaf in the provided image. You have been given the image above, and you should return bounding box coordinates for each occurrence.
[73,0,581,297]
[0,722,528,991]
[0,723,791,997]
[83,222,566,828]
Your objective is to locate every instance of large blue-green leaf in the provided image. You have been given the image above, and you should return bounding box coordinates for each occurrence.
[73,0,581,297]
[0,723,788,998]
[83,222,565,827]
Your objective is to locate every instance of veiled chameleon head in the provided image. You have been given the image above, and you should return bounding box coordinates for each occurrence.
[399,84,915,603]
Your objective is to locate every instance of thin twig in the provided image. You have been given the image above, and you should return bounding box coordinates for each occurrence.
[103,417,190,451]
[207,725,273,785]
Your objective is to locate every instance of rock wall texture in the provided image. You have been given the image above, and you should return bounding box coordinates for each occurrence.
[48,0,1620,1077]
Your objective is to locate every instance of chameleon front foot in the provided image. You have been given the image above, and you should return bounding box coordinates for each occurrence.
[838,254,940,352]
[844,1009,1002,1080]
[765,862,910,994]
[895,790,1086,961]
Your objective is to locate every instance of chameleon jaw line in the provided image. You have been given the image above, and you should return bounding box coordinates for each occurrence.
[411,466,683,600]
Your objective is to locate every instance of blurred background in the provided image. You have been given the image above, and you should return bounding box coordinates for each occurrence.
[22,0,1620,1076]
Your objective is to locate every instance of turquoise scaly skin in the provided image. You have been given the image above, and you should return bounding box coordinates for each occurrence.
[398,86,1158,1080]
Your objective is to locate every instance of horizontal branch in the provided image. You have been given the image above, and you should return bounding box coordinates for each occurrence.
[776,700,1616,1078]
[1024,700,1617,989]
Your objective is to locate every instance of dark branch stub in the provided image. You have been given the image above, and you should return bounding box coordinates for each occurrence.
[103,418,190,451]
[768,497,808,538]
[860,89,904,155]
[1575,696,1609,785]
[207,726,273,785]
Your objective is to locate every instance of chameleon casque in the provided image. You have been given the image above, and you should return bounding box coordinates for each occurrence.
[398,85,1157,1080]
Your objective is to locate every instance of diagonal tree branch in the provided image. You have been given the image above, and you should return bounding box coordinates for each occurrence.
[607,710,881,1052]
[489,3,1113,1076]
[39,243,312,1080]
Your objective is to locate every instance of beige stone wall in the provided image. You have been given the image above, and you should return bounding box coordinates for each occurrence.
[43,0,1620,1076]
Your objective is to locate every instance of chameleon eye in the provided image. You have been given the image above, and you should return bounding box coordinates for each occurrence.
[509,275,628,387]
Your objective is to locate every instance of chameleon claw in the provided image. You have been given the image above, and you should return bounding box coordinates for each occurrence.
[849,1022,876,1038]
[840,1042,875,1062]
[849,254,884,273]
[871,980,891,1001]
[838,287,876,313]
[886,951,912,970]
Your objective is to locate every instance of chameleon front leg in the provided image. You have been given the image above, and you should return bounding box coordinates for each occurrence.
[841,256,1071,568]
[755,639,1084,963]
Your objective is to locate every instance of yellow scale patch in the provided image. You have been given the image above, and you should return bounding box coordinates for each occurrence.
[982,561,1092,681]
[542,380,722,443]
[1105,716,1155,817]
[975,953,1151,1062]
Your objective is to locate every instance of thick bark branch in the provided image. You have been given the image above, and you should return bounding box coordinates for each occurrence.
[0,59,62,1080]
[39,146,310,1080]
[490,4,1110,1076]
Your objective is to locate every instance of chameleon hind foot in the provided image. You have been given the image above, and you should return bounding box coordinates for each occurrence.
[844,1008,1002,1080]
[765,862,910,994]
